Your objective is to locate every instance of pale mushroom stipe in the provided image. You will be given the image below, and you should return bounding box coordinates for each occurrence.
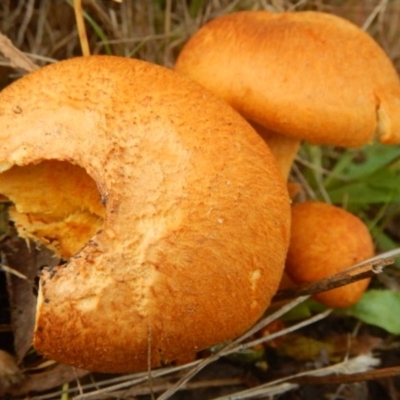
[0,55,290,373]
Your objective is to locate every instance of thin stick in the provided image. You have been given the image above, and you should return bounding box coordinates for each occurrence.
[224,309,332,356]
[212,354,382,399]
[273,248,400,302]
[73,0,90,56]
[157,296,310,400]
[293,364,400,385]
[80,377,244,399]
[74,362,201,400]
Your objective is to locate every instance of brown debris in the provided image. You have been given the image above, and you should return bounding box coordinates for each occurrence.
[0,32,38,72]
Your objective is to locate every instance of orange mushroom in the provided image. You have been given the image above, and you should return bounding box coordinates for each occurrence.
[0,55,290,373]
[175,10,395,308]
[175,11,400,178]
[285,201,374,308]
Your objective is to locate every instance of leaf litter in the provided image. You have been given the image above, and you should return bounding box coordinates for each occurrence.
[1,1,400,399]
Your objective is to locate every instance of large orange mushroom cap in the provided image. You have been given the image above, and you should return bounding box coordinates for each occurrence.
[0,56,290,373]
[175,11,400,176]
[285,201,374,308]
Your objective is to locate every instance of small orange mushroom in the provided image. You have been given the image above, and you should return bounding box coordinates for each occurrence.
[285,201,374,308]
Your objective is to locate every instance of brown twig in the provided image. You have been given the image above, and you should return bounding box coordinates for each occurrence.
[273,254,396,302]
[79,377,245,399]
[8,365,89,396]
[291,364,400,385]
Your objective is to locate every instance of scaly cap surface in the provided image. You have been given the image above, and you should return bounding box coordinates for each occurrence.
[0,56,290,372]
[176,11,400,146]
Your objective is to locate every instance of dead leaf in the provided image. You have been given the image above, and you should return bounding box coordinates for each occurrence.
[0,32,39,72]
[7,363,89,396]
[277,333,382,363]
[0,349,23,395]
[4,235,59,360]
[278,334,335,362]
[328,334,383,360]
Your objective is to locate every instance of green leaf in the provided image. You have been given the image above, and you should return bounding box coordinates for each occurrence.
[281,301,312,321]
[372,227,400,268]
[227,347,265,364]
[281,298,326,321]
[337,144,400,181]
[346,290,400,334]
[328,169,400,208]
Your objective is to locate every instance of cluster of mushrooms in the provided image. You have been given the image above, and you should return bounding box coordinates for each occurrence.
[0,10,399,374]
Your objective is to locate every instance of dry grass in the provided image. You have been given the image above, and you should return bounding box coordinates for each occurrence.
[1,0,400,70]
[1,1,400,399]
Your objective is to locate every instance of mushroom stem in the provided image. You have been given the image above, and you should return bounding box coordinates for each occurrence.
[249,121,300,179]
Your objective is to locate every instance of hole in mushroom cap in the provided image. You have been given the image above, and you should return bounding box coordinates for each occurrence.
[0,160,105,259]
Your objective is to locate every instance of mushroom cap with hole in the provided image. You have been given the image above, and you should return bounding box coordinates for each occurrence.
[285,201,374,308]
[0,55,290,373]
[175,11,400,147]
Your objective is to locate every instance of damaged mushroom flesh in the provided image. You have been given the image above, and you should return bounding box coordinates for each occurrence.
[0,161,104,258]
[0,56,290,373]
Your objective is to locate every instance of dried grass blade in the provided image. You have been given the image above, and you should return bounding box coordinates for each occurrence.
[0,32,39,71]
[73,0,90,56]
